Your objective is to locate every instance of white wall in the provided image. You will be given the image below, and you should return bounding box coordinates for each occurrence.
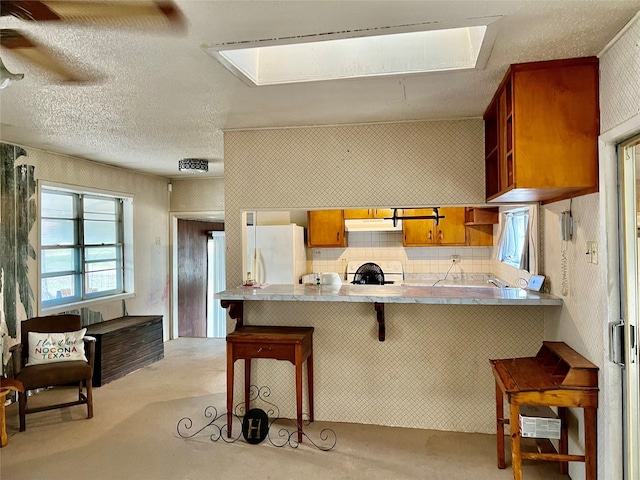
[170,177,224,214]
[13,146,172,339]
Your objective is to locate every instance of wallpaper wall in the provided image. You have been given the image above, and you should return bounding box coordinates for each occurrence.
[225,119,485,289]
[600,13,640,132]
[223,120,548,434]
[542,14,640,480]
[0,144,172,348]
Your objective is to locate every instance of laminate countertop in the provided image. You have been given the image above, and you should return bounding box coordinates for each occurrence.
[215,284,563,306]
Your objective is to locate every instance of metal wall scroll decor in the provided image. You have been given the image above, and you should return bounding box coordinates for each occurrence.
[176,385,337,451]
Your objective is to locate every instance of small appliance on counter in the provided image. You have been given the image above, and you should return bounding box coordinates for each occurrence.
[302,272,343,287]
[346,260,403,285]
[321,272,342,286]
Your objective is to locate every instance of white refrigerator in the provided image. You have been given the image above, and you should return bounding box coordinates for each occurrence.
[246,224,307,285]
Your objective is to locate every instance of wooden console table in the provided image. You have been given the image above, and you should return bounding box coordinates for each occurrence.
[490,342,598,480]
[86,315,164,386]
[226,326,314,443]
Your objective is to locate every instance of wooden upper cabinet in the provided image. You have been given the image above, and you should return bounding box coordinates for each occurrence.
[344,208,394,219]
[484,57,599,203]
[402,207,467,246]
[402,209,436,245]
[464,207,499,225]
[466,225,494,246]
[307,210,346,247]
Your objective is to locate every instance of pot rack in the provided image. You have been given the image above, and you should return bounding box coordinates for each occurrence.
[385,207,445,227]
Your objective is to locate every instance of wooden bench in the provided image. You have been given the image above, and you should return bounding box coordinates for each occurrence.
[86,315,164,387]
[226,326,314,443]
[490,342,598,480]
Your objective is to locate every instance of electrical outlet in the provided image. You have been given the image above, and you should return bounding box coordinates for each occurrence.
[450,255,460,264]
[586,242,592,263]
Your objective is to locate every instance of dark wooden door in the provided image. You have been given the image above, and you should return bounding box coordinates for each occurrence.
[177,219,223,337]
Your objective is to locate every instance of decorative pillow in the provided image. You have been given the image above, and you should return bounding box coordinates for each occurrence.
[27,328,88,366]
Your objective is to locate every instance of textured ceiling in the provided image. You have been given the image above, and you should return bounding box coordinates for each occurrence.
[1,1,639,179]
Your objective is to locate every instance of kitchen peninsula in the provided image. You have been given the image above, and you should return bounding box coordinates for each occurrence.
[216,283,561,306]
[217,284,561,340]
[216,284,562,434]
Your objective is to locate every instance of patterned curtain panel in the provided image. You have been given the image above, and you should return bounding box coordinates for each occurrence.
[0,143,36,338]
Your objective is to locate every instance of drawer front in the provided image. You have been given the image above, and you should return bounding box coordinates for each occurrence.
[232,343,295,363]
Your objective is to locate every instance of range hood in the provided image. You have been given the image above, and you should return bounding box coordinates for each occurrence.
[344,218,402,232]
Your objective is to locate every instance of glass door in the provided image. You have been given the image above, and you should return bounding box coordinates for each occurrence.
[207,231,226,338]
[619,135,640,479]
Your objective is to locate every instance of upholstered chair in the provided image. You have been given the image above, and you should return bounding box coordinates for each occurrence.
[10,314,95,431]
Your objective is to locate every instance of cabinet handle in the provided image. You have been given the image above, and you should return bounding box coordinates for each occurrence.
[368,209,371,216]
[337,232,340,242]
[439,231,443,241]
[428,231,432,241]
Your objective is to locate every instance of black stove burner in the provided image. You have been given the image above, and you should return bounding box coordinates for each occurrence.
[351,262,386,285]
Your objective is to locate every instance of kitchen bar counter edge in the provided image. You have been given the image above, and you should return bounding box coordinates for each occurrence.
[215,284,563,306]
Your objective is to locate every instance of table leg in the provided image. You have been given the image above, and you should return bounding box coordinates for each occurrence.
[496,381,506,469]
[296,350,303,443]
[307,349,314,423]
[584,407,597,480]
[558,406,569,474]
[0,391,8,447]
[244,359,251,413]
[226,348,234,438]
[510,402,523,480]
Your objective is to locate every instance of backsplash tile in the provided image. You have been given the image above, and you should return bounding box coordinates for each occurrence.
[311,231,491,278]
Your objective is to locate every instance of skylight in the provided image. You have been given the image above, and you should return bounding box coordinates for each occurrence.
[204,19,499,86]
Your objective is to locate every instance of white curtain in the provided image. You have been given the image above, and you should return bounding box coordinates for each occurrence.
[493,212,507,260]
[526,205,538,274]
[207,232,227,338]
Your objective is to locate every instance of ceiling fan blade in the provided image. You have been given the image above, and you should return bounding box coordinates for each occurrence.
[1,29,100,83]
[1,1,185,31]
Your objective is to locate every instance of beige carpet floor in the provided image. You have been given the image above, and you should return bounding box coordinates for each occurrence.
[0,338,568,480]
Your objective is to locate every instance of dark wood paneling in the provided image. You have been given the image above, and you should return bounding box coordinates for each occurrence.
[177,220,223,337]
[86,315,164,387]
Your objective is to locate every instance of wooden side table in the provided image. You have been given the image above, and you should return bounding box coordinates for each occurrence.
[0,378,24,447]
[226,326,314,443]
[490,342,598,480]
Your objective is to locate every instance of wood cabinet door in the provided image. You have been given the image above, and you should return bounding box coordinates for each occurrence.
[436,207,467,245]
[344,208,394,219]
[344,209,373,219]
[307,210,345,247]
[372,208,394,218]
[402,209,437,246]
